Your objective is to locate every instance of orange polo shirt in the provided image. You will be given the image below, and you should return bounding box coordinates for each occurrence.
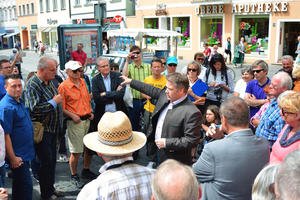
[58,77,92,116]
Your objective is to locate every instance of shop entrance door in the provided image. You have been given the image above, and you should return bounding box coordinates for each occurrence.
[283,22,300,59]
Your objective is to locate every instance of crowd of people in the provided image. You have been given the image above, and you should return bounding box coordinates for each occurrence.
[0,41,299,200]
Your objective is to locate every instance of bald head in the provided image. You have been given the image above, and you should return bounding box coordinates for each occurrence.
[152,159,199,200]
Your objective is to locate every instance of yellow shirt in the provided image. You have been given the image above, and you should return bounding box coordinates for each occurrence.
[143,75,167,113]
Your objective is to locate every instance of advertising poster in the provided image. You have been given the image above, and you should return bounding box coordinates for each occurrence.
[117,37,135,54]
[64,30,99,64]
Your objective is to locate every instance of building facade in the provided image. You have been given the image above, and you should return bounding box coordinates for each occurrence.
[16,0,38,50]
[127,0,300,64]
[37,0,71,51]
[0,0,18,49]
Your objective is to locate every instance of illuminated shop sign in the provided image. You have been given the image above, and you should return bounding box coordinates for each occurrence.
[232,2,288,13]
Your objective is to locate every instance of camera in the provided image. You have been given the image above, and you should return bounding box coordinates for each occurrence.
[131,55,138,59]
[213,88,222,101]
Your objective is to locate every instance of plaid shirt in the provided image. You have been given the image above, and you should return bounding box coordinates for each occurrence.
[255,98,285,147]
[128,62,152,99]
[77,157,155,200]
[23,74,62,134]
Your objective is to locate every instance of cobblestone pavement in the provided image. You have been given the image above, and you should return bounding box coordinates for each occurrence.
[0,49,282,199]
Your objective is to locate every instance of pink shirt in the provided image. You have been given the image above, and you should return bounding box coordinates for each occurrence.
[270,124,300,164]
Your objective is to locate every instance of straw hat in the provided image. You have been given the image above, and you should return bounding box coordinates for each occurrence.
[83,111,146,156]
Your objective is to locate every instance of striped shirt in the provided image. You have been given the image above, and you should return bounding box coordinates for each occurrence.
[77,156,155,200]
[255,98,285,147]
[23,74,62,134]
[128,62,152,99]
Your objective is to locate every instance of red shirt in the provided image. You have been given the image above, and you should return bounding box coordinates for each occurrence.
[72,50,87,66]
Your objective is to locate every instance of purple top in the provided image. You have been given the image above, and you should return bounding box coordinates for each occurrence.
[245,78,270,119]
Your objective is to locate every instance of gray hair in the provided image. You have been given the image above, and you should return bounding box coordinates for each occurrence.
[166,72,189,93]
[252,164,279,200]
[273,72,293,90]
[37,57,57,70]
[281,55,294,63]
[276,149,300,200]
[241,66,254,76]
[152,159,199,200]
[96,56,109,67]
[251,60,269,72]
[220,96,249,127]
[187,61,201,76]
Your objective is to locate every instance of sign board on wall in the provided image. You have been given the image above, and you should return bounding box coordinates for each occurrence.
[232,2,288,13]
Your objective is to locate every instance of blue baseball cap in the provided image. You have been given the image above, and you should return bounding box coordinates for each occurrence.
[167,56,178,65]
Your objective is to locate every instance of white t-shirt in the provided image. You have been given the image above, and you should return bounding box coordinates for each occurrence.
[234,79,247,99]
[0,125,5,167]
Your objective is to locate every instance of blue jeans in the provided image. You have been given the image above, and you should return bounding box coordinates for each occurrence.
[11,161,32,200]
[0,165,5,187]
[35,132,57,199]
[128,99,144,131]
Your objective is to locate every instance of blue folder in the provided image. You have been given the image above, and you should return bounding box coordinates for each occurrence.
[188,79,209,101]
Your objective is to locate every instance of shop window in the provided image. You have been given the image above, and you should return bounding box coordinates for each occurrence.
[40,0,43,13]
[144,18,159,46]
[14,7,17,19]
[61,0,66,9]
[126,0,135,16]
[235,15,269,56]
[31,3,34,14]
[172,17,190,48]
[201,17,223,47]
[75,0,80,6]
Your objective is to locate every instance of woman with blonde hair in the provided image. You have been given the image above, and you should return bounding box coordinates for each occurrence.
[252,164,279,200]
[270,91,300,164]
[292,63,300,92]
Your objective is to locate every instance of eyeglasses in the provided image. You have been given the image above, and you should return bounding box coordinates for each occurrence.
[281,108,297,116]
[132,51,140,55]
[72,68,83,73]
[168,64,177,67]
[162,62,166,65]
[253,69,264,74]
[187,68,197,72]
[196,58,205,61]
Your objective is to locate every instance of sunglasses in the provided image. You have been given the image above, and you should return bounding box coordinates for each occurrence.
[168,64,177,67]
[132,51,140,55]
[162,62,166,65]
[253,69,264,73]
[281,108,297,116]
[72,68,83,73]
[196,58,205,61]
[187,68,197,72]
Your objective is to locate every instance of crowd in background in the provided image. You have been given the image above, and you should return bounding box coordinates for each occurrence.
[0,39,299,200]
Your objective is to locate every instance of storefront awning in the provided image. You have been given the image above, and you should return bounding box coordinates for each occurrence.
[4,31,20,38]
[102,24,121,32]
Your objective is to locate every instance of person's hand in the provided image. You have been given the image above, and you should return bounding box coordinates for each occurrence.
[194,97,205,105]
[116,85,122,91]
[249,94,257,101]
[206,124,224,140]
[209,81,216,87]
[0,188,8,200]
[120,75,132,86]
[188,88,193,95]
[53,94,63,104]
[126,52,134,62]
[10,156,23,169]
[89,113,94,121]
[155,139,165,149]
[252,118,260,127]
[100,92,106,96]
[72,115,81,124]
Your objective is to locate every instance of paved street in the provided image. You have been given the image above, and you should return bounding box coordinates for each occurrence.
[0,49,282,199]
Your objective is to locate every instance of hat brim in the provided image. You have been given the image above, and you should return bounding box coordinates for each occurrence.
[83,131,147,156]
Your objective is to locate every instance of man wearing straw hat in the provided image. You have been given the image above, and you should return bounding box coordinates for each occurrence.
[121,72,202,165]
[77,111,155,200]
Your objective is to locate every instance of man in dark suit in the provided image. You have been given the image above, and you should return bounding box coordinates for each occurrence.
[193,96,269,200]
[121,72,202,165]
[92,57,128,127]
